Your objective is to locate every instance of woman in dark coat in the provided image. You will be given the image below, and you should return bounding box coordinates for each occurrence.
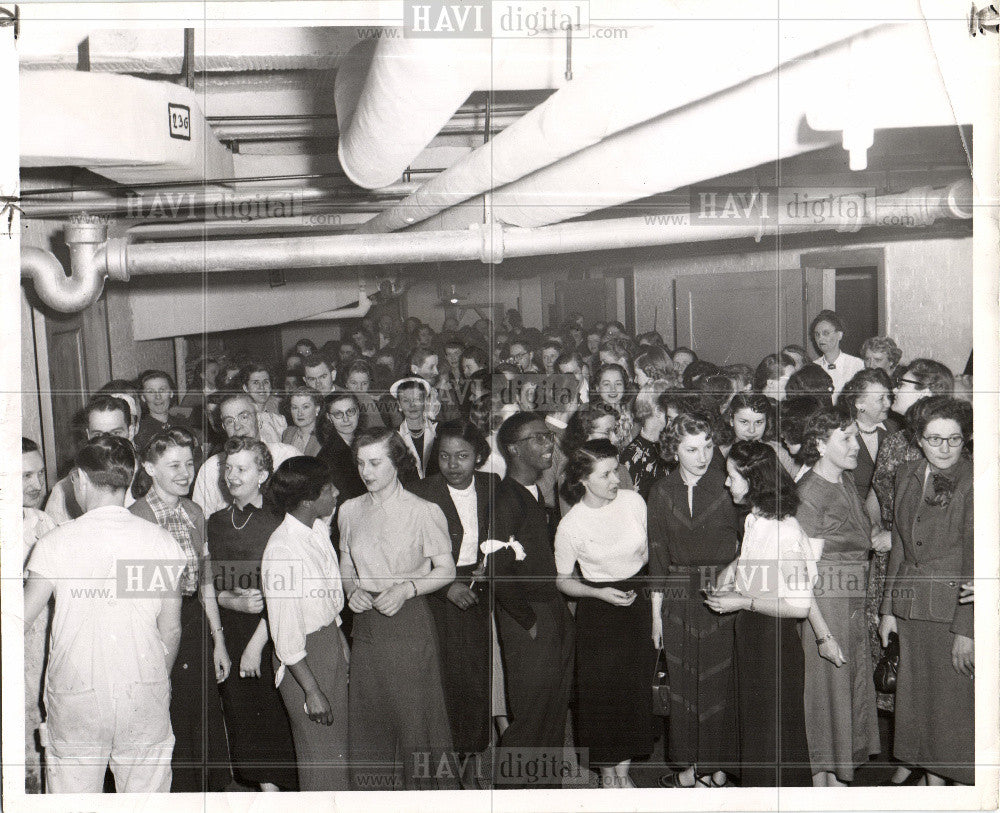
[208,437,298,791]
[648,411,740,788]
[879,396,973,786]
[409,421,501,786]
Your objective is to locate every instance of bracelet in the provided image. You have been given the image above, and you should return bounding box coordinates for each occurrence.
[211,626,224,636]
[408,579,418,598]
[816,632,834,646]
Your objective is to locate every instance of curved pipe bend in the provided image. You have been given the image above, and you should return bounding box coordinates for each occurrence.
[21,245,109,313]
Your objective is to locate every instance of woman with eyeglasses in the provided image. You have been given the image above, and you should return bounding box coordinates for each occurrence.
[879,397,974,786]
[867,359,955,784]
[647,412,739,788]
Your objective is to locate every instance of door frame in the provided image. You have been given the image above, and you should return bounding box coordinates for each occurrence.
[799,248,886,344]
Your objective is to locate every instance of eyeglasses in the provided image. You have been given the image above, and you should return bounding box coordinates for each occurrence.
[221,411,255,429]
[897,378,922,388]
[330,408,359,420]
[922,434,964,448]
[515,431,556,445]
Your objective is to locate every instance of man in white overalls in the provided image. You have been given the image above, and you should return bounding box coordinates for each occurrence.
[24,435,186,793]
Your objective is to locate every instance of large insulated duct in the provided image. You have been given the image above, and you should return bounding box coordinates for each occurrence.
[22,180,971,313]
[361,18,888,234]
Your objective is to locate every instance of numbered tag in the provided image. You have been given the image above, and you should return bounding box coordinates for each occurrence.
[168,103,191,141]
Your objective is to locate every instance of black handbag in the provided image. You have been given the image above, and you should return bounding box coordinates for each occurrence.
[652,648,670,716]
[874,632,900,693]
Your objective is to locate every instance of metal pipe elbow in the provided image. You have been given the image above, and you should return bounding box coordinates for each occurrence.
[21,244,108,313]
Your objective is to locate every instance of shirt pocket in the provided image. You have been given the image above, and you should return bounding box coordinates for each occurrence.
[119,680,173,745]
[43,687,102,753]
[926,577,959,624]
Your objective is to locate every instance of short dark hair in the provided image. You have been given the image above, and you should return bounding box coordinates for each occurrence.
[240,362,272,388]
[294,338,318,354]
[302,355,333,373]
[85,394,132,428]
[728,440,799,519]
[777,395,823,458]
[409,347,438,369]
[23,437,40,454]
[753,353,796,392]
[460,345,489,369]
[799,405,854,466]
[560,438,618,505]
[266,456,332,515]
[434,420,491,467]
[810,309,844,335]
[76,435,136,491]
[839,368,893,418]
[911,396,972,443]
[139,369,176,391]
[497,411,544,464]
[786,364,835,406]
[682,360,720,390]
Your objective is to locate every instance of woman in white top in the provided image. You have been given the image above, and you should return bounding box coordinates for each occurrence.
[555,439,656,789]
[262,456,349,791]
[705,440,830,787]
[809,310,864,403]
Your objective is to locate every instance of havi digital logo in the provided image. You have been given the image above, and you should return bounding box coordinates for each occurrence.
[404,1,491,37]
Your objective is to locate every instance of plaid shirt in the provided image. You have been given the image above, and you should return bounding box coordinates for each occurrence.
[145,488,201,596]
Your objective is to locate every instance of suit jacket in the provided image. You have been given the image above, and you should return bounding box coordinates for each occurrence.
[880,456,973,637]
[409,471,501,596]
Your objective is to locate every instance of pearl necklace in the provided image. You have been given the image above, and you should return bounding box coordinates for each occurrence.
[230,504,254,531]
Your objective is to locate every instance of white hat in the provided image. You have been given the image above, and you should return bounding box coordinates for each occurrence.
[389,376,432,400]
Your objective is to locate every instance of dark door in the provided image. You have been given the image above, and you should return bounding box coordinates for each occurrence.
[834,266,879,356]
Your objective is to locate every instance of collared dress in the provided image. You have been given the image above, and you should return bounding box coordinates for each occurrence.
[881,457,974,784]
[262,513,350,791]
[338,482,458,790]
[795,469,880,782]
[208,503,297,790]
[647,465,740,775]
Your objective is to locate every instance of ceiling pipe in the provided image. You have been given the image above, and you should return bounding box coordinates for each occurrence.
[362,19,888,235]
[22,180,970,313]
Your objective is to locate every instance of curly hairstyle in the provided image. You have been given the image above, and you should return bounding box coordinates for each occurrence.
[722,392,774,445]
[860,336,903,368]
[839,368,893,419]
[562,402,620,455]
[560,439,619,505]
[432,420,491,468]
[221,436,274,477]
[727,440,799,519]
[777,395,823,461]
[634,346,673,382]
[662,411,716,460]
[798,405,854,466]
[911,395,973,443]
[900,358,954,396]
[634,380,673,423]
[132,427,199,498]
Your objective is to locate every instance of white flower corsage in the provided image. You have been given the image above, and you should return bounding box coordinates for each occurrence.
[480,536,527,561]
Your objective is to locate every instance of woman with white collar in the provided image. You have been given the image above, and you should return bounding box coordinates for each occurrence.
[809,310,864,403]
[391,377,438,479]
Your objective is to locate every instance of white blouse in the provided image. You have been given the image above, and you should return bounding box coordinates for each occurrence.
[732,513,820,610]
[262,514,344,687]
[554,489,648,582]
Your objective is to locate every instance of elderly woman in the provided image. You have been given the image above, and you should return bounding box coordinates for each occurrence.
[861,336,903,377]
[795,407,882,786]
[839,368,897,503]
[648,412,739,787]
[620,380,671,500]
[556,439,655,789]
[339,428,458,790]
[809,310,864,402]
[879,397,973,786]
[209,437,297,791]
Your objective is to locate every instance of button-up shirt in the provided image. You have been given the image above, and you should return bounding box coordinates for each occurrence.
[262,514,344,687]
[145,487,201,595]
[338,481,451,593]
[813,352,864,402]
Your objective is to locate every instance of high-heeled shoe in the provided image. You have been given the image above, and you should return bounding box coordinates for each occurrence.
[879,768,925,786]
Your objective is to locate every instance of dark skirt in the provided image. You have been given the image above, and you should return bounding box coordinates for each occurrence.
[576,570,656,765]
[274,622,350,791]
[169,595,232,792]
[217,607,298,789]
[735,610,812,787]
[427,565,492,754]
[894,617,974,784]
[349,596,458,790]
[661,568,738,773]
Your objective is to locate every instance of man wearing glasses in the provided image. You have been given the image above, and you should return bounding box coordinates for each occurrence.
[45,395,138,524]
[491,412,575,787]
[191,393,299,517]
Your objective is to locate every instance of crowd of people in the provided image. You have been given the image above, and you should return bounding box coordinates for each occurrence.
[21,305,975,793]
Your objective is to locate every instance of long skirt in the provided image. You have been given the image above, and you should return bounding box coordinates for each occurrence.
[427,568,492,754]
[349,596,458,790]
[169,595,232,793]
[802,561,880,782]
[735,610,811,786]
[894,617,974,784]
[274,622,350,791]
[661,569,738,774]
[576,570,656,765]
[217,607,297,789]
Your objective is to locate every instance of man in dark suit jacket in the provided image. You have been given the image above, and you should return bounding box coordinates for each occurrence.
[489,412,575,788]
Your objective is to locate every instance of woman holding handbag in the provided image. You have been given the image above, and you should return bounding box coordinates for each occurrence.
[705,441,820,787]
[555,439,656,789]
